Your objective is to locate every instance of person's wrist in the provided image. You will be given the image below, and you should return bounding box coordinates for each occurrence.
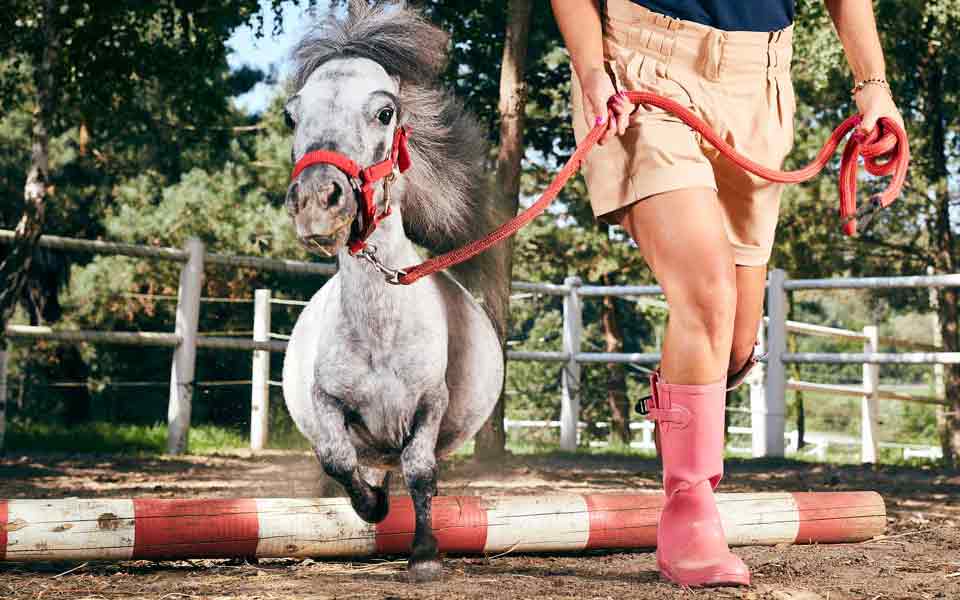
[851,77,891,99]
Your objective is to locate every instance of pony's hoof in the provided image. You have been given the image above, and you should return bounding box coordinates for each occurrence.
[369,485,390,522]
[407,559,442,583]
[351,486,390,523]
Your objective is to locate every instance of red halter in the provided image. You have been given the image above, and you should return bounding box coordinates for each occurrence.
[290,126,412,254]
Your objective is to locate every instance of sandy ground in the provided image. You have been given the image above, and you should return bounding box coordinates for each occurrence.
[0,451,957,599]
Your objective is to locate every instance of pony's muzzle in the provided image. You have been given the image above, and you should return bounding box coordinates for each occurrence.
[287,165,358,255]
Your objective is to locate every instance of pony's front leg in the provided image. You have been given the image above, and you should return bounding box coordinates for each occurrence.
[402,386,448,583]
[312,399,389,523]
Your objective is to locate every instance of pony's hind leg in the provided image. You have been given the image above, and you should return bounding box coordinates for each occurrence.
[402,388,448,583]
[359,465,392,520]
[315,447,390,523]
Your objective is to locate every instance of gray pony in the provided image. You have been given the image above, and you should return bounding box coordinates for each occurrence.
[281,1,511,583]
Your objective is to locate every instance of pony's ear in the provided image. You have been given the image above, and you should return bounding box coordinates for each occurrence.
[396,126,412,173]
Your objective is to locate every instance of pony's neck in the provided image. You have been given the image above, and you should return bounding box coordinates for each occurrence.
[337,203,421,328]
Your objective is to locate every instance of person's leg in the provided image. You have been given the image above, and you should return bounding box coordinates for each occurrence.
[730,264,766,373]
[614,186,749,587]
[614,188,736,384]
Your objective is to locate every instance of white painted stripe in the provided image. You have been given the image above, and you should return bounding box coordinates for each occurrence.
[254,498,376,557]
[6,499,135,561]
[483,494,590,553]
[716,492,800,545]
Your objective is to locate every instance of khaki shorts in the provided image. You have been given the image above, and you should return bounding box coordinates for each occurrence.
[572,0,796,266]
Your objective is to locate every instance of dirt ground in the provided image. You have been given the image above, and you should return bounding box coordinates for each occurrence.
[0,451,957,600]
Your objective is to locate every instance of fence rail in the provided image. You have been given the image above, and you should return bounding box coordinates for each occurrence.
[1,230,955,461]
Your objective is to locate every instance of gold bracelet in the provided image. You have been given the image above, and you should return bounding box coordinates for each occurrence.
[851,78,890,97]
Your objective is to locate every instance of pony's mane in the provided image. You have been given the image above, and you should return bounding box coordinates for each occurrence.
[290,1,511,335]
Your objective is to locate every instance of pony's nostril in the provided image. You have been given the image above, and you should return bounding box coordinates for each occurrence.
[326,181,343,208]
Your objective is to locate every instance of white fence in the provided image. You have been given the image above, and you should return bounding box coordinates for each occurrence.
[0,230,331,454]
[2,229,958,461]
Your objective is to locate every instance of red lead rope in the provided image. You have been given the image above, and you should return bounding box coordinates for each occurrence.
[394,91,909,286]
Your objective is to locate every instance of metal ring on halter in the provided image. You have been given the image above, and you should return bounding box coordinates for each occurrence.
[356,244,408,285]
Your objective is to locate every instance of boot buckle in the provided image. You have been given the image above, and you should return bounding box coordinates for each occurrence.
[642,372,692,428]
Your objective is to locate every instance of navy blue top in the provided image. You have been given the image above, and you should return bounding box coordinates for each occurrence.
[631,1,794,32]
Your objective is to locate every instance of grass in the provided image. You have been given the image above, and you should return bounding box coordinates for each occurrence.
[3,419,943,468]
[6,420,250,455]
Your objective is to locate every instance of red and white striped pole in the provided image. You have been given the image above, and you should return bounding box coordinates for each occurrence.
[0,492,884,562]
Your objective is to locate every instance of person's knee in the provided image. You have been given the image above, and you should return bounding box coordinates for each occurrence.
[669,267,737,350]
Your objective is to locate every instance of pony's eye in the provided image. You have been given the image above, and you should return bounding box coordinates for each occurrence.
[377,107,394,125]
[284,109,295,130]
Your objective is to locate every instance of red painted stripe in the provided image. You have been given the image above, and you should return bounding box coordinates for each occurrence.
[133,499,260,560]
[0,500,7,561]
[793,491,886,544]
[584,493,661,550]
[376,496,487,555]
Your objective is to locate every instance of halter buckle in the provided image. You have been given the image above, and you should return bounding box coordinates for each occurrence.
[382,170,397,214]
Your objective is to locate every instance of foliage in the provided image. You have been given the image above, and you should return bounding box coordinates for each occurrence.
[1,0,954,460]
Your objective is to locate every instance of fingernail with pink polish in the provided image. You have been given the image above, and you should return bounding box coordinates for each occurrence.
[595,116,605,125]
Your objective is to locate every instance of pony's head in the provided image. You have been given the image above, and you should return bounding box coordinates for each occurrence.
[285,1,509,334]
[284,1,447,257]
[285,58,403,256]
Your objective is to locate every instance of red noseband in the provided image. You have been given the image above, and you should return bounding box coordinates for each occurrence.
[290,126,411,254]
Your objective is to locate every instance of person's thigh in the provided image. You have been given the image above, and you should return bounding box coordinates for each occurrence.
[613,187,737,384]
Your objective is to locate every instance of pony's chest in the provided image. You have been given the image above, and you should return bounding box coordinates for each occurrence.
[313,333,446,403]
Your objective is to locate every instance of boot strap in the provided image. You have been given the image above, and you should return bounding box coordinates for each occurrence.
[637,371,692,428]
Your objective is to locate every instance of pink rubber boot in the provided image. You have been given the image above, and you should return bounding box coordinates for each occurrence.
[642,372,750,587]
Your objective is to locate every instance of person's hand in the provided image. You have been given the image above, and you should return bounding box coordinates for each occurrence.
[854,83,904,138]
[580,67,635,145]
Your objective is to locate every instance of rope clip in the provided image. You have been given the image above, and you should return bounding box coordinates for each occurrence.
[847,195,884,234]
[356,244,408,285]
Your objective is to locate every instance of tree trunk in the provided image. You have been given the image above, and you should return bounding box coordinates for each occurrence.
[601,275,630,445]
[0,0,59,330]
[924,50,960,466]
[474,0,533,460]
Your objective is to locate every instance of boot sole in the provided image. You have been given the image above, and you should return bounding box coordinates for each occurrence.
[659,562,751,588]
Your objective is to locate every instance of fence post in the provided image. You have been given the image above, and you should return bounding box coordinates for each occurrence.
[250,289,271,451]
[167,238,204,455]
[749,318,767,457]
[761,268,787,457]
[861,325,880,463]
[560,276,582,451]
[928,266,948,459]
[0,343,7,452]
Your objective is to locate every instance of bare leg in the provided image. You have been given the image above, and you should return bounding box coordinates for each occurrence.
[402,387,448,583]
[614,187,736,382]
[616,189,750,587]
[729,265,767,374]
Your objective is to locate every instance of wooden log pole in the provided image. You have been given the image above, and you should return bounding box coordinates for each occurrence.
[0,492,885,562]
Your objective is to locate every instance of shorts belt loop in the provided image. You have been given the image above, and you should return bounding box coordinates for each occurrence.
[699,28,724,82]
